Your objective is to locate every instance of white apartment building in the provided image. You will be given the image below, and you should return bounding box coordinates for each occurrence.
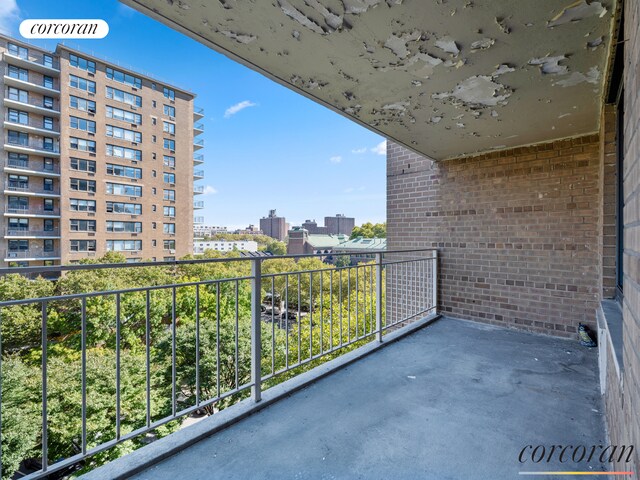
[193,239,257,254]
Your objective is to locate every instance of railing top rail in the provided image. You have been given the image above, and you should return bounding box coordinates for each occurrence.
[0,248,436,277]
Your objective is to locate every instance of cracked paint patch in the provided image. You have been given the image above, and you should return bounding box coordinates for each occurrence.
[495,16,511,34]
[554,66,599,86]
[218,30,257,44]
[290,74,329,89]
[492,64,515,76]
[587,36,604,49]
[432,74,512,107]
[528,55,569,75]
[470,38,495,51]
[382,101,410,113]
[548,0,607,27]
[342,0,381,14]
[435,36,460,56]
[384,30,422,58]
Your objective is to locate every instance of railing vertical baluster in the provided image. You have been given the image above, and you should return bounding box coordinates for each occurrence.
[115,293,121,440]
[81,297,87,455]
[285,275,289,370]
[235,280,239,391]
[376,253,383,342]
[432,250,438,313]
[309,272,313,358]
[250,258,262,402]
[0,308,3,480]
[216,283,220,399]
[145,290,151,428]
[347,270,351,343]
[369,265,373,335]
[171,287,177,417]
[297,273,301,365]
[355,266,359,339]
[41,301,48,472]
[271,276,275,375]
[329,269,333,351]
[339,268,343,346]
[195,284,200,407]
[319,271,323,354]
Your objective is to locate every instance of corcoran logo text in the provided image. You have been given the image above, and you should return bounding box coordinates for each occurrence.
[19,20,109,39]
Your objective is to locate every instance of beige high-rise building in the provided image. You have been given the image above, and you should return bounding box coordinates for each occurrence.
[0,34,204,268]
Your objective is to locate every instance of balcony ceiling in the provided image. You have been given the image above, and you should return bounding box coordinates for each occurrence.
[123,0,616,160]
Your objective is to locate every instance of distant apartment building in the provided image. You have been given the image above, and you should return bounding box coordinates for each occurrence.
[234,224,263,235]
[324,214,355,236]
[194,224,228,238]
[260,209,287,241]
[193,239,257,254]
[286,226,348,257]
[301,219,328,234]
[0,34,205,267]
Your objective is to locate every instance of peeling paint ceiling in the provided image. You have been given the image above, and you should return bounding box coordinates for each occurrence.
[122,0,616,160]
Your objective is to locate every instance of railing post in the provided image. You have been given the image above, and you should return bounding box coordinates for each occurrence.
[376,252,383,342]
[251,258,262,402]
[432,249,438,314]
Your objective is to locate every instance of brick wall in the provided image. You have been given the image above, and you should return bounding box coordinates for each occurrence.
[600,104,618,299]
[604,0,640,477]
[387,134,601,337]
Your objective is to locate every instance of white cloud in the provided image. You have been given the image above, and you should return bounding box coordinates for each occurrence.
[224,100,257,118]
[351,147,367,154]
[329,156,342,164]
[0,0,20,35]
[202,185,218,195]
[371,140,387,155]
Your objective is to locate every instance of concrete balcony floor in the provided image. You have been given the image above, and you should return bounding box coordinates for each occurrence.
[120,318,605,479]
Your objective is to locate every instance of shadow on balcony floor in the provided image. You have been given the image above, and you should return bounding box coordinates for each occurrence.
[130,317,606,479]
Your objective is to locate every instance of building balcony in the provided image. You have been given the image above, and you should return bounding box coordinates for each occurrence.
[193,106,204,120]
[193,139,204,151]
[3,95,61,116]
[3,72,60,96]
[194,216,205,224]
[4,158,61,177]
[0,250,609,480]
[193,185,204,195]
[3,116,60,137]
[4,138,61,157]
[3,249,60,262]
[3,184,60,198]
[4,205,60,217]
[193,154,204,165]
[4,227,60,239]
[193,122,204,136]
[193,200,205,209]
[3,51,60,75]
[193,169,204,180]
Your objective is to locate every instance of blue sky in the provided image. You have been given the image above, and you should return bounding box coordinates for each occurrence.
[1,0,386,230]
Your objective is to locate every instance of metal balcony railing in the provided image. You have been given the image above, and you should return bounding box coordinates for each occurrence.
[5,137,60,153]
[4,205,60,216]
[193,154,204,164]
[5,158,60,174]
[194,216,205,224]
[4,92,60,112]
[194,106,204,115]
[5,227,60,237]
[4,184,60,195]
[194,170,204,178]
[193,185,204,194]
[4,68,61,91]
[4,50,60,70]
[0,249,437,480]
[193,200,205,209]
[3,249,60,259]
[4,114,59,133]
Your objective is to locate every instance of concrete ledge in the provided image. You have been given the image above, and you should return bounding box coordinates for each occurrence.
[81,313,441,480]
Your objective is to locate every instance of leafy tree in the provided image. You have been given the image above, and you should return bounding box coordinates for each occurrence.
[350,222,386,239]
[263,240,286,256]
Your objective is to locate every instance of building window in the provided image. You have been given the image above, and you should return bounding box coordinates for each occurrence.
[152,187,156,195]
[44,219,54,231]
[106,164,142,179]
[163,172,175,184]
[43,76,54,89]
[69,54,96,73]
[8,218,28,231]
[43,178,54,192]
[70,137,96,153]
[43,199,54,211]
[164,240,176,250]
[106,144,142,161]
[69,74,96,93]
[70,219,96,232]
[70,158,96,173]
[8,196,28,210]
[43,138,54,151]
[70,198,96,212]
[8,174,28,189]
[70,240,96,252]
[8,131,28,146]
[163,87,175,100]
[70,116,96,133]
[8,240,29,251]
[163,155,175,168]
[163,139,175,150]
[152,135,157,143]
[44,158,54,171]
[43,117,54,130]
[106,106,142,124]
[7,109,28,125]
[163,223,176,234]
[163,105,176,117]
[70,178,96,192]
[70,96,96,113]
[106,67,142,88]
[163,257,175,262]
[106,201,142,215]
[106,182,142,197]
[43,96,54,109]
[164,206,175,217]
[105,86,142,107]
[163,189,175,201]
[106,124,142,142]
[8,65,28,81]
[43,240,54,253]
[163,121,175,134]
[152,222,157,229]
[7,87,28,103]
[8,43,28,59]
[106,221,142,233]
[107,240,142,251]
[43,54,54,68]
